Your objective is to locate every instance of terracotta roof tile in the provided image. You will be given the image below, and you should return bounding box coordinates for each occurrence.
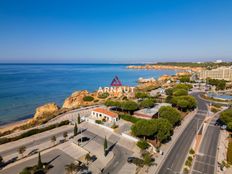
[92,108,118,118]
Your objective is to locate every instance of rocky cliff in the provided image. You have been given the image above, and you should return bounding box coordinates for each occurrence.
[62,90,89,109]
[33,102,59,120]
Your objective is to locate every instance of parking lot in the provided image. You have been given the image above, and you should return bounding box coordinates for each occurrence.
[1,149,75,174]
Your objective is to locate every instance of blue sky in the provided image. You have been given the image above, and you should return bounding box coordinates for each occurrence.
[0,0,232,63]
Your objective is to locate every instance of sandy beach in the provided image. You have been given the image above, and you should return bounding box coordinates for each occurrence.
[0,119,29,133]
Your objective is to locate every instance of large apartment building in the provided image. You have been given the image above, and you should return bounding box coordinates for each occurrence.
[199,66,232,81]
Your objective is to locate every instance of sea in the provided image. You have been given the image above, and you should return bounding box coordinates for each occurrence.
[0,64,176,125]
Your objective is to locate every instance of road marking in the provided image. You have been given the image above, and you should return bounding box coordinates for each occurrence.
[194,159,215,167]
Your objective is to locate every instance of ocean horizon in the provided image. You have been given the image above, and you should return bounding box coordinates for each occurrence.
[0,64,175,125]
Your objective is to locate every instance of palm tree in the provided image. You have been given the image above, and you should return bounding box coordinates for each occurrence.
[85,153,91,165]
[51,135,56,146]
[65,163,76,174]
[18,146,26,157]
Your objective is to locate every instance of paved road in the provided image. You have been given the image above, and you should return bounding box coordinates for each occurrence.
[157,92,209,174]
[80,130,133,174]
[1,149,74,174]
[192,114,220,174]
[0,127,73,157]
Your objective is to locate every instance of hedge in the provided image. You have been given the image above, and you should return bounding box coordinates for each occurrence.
[227,141,232,164]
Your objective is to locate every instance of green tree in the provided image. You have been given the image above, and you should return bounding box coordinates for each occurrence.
[227,122,232,131]
[174,84,192,91]
[220,109,232,124]
[156,118,172,143]
[85,153,91,165]
[18,146,26,157]
[136,140,150,150]
[139,98,155,108]
[77,114,81,124]
[158,106,181,126]
[172,95,197,111]
[180,76,190,83]
[74,123,78,136]
[121,100,138,114]
[65,163,76,174]
[165,88,174,96]
[37,152,43,170]
[51,135,56,146]
[104,136,108,156]
[143,152,153,167]
[131,120,158,138]
[173,89,188,96]
[135,92,149,99]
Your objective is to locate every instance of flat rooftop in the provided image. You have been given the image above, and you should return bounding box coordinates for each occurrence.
[134,103,171,117]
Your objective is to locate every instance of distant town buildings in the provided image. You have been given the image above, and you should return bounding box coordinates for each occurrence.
[199,66,232,81]
[91,108,119,122]
[215,59,223,64]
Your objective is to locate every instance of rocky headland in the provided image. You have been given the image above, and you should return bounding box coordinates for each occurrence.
[127,64,204,72]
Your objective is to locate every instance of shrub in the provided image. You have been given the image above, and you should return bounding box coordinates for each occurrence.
[135,92,149,99]
[95,120,103,124]
[189,148,195,154]
[183,167,189,174]
[185,160,192,167]
[227,141,232,165]
[120,114,142,124]
[83,96,94,101]
[187,156,193,162]
[98,92,109,99]
[136,140,150,150]
[111,124,118,129]
[139,99,155,108]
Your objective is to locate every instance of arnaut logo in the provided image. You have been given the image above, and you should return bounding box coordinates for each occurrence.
[98,76,134,93]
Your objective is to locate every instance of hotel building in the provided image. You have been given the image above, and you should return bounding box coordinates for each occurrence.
[199,66,232,81]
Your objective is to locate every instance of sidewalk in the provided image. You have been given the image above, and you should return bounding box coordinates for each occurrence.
[148,110,197,174]
[217,130,230,174]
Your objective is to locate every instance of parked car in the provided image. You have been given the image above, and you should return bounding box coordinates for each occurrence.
[127,157,144,167]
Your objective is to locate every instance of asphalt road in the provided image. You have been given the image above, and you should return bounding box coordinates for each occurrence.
[1,149,74,174]
[157,92,209,174]
[192,114,220,174]
[80,130,133,174]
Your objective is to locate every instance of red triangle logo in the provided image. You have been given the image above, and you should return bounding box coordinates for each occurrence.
[111,76,122,86]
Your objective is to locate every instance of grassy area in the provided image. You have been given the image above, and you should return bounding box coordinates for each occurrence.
[0,120,69,145]
[119,114,143,124]
[227,141,232,165]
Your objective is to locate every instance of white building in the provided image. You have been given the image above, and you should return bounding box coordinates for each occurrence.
[91,108,119,122]
[199,66,232,81]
